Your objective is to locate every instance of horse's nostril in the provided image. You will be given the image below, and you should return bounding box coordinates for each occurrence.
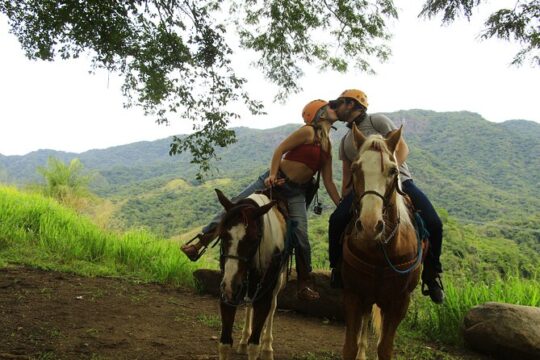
[355,220,363,232]
[376,220,384,233]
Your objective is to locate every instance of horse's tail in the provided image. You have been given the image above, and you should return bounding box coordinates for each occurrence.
[371,304,382,337]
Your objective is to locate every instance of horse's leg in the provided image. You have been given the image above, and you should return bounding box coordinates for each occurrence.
[219,300,237,360]
[247,297,273,360]
[355,310,371,360]
[237,305,253,354]
[377,297,410,360]
[342,290,362,360]
[260,272,285,360]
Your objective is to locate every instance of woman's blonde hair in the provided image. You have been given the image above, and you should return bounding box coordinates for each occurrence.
[313,107,332,154]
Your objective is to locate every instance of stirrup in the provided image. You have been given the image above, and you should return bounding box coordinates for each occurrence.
[422,275,444,304]
[181,233,208,261]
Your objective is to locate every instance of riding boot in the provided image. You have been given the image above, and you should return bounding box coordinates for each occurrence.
[295,252,320,301]
[421,261,444,304]
[180,225,218,262]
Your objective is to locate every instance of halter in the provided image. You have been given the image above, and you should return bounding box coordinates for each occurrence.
[352,168,403,246]
[350,145,421,274]
[219,201,287,307]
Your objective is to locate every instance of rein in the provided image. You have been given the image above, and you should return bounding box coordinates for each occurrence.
[350,147,416,274]
[219,200,290,307]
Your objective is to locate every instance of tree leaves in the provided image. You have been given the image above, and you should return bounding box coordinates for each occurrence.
[419,0,540,67]
[0,0,397,178]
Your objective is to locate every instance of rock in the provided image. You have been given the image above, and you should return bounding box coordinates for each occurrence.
[193,269,344,320]
[463,302,540,360]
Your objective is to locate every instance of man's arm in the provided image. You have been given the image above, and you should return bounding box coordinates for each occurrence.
[341,159,352,197]
[372,115,409,165]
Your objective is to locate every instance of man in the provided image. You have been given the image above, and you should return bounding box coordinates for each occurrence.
[327,89,445,304]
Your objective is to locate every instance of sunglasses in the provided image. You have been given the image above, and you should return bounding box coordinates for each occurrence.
[328,99,344,110]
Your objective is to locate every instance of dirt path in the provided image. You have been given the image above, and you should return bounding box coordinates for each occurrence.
[0,267,491,360]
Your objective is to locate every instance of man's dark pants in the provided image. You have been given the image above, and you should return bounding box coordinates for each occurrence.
[328,179,443,274]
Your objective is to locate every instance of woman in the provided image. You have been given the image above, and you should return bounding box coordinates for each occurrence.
[181,99,341,301]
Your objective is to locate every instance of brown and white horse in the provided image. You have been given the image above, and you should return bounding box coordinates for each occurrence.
[341,125,426,360]
[215,189,288,360]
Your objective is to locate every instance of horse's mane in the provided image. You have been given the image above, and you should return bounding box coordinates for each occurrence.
[219,198,258,228]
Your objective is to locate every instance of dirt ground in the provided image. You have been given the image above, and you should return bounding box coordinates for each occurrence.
[0,266,491,360]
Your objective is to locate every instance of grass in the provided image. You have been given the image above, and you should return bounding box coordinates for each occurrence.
[1,184,539,350]
[404,275,540,345]
[0,185,206,287]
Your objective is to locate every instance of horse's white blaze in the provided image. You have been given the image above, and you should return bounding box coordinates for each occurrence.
[248,194,285,270]
[354,137,413,232]
[222,223,245,298]
[357,146,387,232]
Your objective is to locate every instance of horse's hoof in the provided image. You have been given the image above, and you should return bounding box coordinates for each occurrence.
[237,343,248,354]
[260,350,274,360]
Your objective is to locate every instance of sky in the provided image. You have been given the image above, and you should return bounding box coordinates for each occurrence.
[0,2,538,156]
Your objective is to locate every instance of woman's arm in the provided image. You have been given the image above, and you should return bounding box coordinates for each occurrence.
[322,157,341,206]
[265,126,313,187]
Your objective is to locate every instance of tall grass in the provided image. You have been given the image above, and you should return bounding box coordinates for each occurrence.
[405,275,540,345]
[2,185,539,347]
[0,185,200,287]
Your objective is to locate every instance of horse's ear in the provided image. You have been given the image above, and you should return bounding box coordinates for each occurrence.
[252,201,276,219]
[352,123,366,149]
[386,126,403,153]
[215,189,233,211]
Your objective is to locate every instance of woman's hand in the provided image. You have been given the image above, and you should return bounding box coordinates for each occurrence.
[264,174,286,187]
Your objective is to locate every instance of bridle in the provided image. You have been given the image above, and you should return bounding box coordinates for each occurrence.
[219,202,285,307]
[352,147,406,246]
[350,147,423,274]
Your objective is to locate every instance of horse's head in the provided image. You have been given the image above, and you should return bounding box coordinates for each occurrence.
[350,124,403,242]
[214,189,276,303]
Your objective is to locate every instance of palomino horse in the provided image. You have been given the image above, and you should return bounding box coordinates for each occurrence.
[214,189,288,360]
[341,124,426,360]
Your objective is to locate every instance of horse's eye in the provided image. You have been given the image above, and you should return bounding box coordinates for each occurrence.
[389,167,398,175]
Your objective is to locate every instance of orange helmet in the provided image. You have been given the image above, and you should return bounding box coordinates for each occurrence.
[302,99,328,124]
[338,89,368,108]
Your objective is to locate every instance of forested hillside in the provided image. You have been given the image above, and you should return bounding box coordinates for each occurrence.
[1,110,539,246]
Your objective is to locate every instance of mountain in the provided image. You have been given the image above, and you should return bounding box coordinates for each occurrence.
[1,110,539,237]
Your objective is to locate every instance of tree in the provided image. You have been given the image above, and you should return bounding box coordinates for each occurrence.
[0,0,397,178]
[420,0,540,66]
[37,157,93,208]
[2,1,537,178]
